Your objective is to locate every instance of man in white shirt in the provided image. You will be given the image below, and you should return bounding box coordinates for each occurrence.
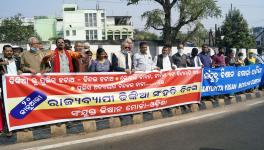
[112,42,134,74]
[0,45,22,75]
[133,42,159,72]
[154,46,176,70]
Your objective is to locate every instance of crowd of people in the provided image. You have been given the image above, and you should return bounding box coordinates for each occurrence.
[2,37,263,77]
[0,36,264,135]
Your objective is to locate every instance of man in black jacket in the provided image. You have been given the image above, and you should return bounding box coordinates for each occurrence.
[154,46,176,70]
[172,43,188,68]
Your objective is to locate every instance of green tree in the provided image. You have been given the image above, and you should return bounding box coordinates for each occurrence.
[221,8,256,49]
[127,0,221,46]
[0,14,39,43]
[175,22,208,47]
[134,29,159,40]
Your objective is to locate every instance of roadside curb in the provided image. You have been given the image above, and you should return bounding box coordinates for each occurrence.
[0,90,263,145]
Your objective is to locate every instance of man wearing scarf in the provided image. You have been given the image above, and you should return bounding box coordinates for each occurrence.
[43,38,82,73]
[111,41,134,74]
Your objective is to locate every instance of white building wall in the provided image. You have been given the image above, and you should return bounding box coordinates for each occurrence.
[63,4,106,41]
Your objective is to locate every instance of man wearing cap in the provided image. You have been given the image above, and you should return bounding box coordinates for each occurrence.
[12,45,23,70]
[244,50,256,65]
[12,45,23,58]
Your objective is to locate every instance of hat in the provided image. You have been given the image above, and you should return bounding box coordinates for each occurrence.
[12,45,23,52]
[248,49,254,54]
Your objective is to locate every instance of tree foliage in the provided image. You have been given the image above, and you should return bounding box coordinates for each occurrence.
[127,0,221,46]
[134,29,159,40]
[0,14,39,43]
[221,8,256,49]
[176,22,208,47]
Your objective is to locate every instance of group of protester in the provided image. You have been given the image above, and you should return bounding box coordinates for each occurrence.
[2,37,263,77]
[0,36,263,135]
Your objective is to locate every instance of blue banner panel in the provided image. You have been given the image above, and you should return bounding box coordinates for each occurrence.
[202,64,264,96]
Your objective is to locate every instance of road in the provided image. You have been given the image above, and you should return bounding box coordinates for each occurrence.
[3,98,264,150]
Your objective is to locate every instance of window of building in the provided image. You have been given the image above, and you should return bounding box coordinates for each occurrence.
[72,30,76,36]
[64,7,75,11]
[101,13,105,18]
[122,35,127,39]
[107,31,113,40]
[85,13,88,27]
[107,35,113,40]
[94,30,98,40]
[93,13,97,26]
[114,31,120,40]
[85,13,97,27]
[86,30,98,40]
[66,30,70,36]
[89,13,93,27]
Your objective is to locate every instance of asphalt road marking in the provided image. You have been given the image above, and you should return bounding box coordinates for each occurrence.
[23,111,227,150]
[248,100,264,106]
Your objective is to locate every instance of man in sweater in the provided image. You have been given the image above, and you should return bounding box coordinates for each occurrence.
[154,46,176,70]
[172,43,188,68]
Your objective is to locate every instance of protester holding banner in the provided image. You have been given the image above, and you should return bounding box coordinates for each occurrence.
[0,45,22,75]
[85,50,94,71]
[124,37,134,52]
[20,37,48,74]
[133,41,159,71]
[235,52,245,66]
[225,50,236,66]
[41,38,82,73]
[89,48,111,72]
[111,41,134,74]
[187,48,202,67]
[0,45,23,135]
[154,46,176,70]
[72,41,87,72]
[172,43,188,68]
[212,47,226,67]
[198,44,212,67]
[12,45,23,62]
[244,50,256,66]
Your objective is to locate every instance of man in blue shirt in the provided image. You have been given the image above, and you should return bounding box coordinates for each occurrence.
[198,44,212,67]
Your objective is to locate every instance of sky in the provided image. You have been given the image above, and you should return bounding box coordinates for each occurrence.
[0,0,264,34]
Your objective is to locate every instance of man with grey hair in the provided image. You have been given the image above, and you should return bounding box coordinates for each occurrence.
[20,37,47,74]
[111,41,134,74]
[123,38,134,52]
